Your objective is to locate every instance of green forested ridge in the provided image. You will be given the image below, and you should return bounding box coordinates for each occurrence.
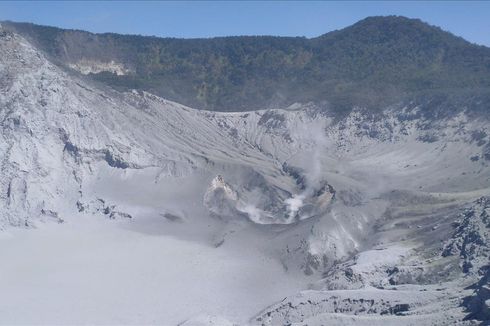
[4,16,490,112]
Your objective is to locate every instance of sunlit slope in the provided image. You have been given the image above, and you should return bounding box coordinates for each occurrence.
[1,24,489,325]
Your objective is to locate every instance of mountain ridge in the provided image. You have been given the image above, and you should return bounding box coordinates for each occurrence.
[3,15,490,112]
[3,15,487,45]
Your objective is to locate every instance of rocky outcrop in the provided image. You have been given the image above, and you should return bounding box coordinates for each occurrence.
[203,175,242,219]
[68,59,131,76]
[76,198,132,219]
[442,197,490,274]
[253,287,458,326]
[441,197,490,322]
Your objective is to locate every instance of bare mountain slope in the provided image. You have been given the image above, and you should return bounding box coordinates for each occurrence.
[0,25,489,325]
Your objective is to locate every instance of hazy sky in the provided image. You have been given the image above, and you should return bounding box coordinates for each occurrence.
[0,1,489,46]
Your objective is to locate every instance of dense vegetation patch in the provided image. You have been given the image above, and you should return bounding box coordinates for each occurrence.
[4,16,490,112]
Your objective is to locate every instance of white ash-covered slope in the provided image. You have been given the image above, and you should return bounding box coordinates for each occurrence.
[1,26,490,325]
[0,27,299,228]
[254,194,490,325]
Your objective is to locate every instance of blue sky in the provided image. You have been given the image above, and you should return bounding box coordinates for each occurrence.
[0,1,489,46]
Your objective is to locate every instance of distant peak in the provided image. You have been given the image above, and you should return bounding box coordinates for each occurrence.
[316,14,469,48]
[357,15,421,23]
[352,15,438,31]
